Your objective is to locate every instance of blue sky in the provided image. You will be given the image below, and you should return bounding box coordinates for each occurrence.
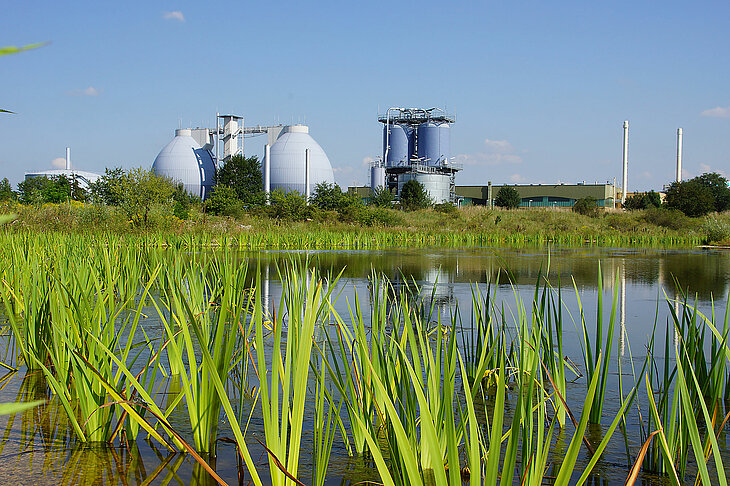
[1,1,728,191]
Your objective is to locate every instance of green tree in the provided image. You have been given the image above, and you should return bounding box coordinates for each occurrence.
[118,168,176,226]
[0,178,15,201]
[694,172,730,212]
[217,155,265,207]
[369,186,394,208]
[624,190,661,211]
[267,189,312,221]
[400,179,432,210]
[205,185,242,217]
[310,182,360,211]
[664,179,716,217]
[17,175,84,205]
[494,186,520,209]
[89,167,126,205]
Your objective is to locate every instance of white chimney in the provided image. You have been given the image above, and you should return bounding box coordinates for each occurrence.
[621,121,629,206]
[676,128,683,183]
[264,144,271,204]
[65,147,71,170]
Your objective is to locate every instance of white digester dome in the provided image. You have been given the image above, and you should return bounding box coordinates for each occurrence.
[152,129,216,200]
[267,125,335,195]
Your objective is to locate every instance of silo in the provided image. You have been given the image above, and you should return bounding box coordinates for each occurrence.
[267,125,335,195]
[417,122,450,166]
[398,172,451,204]
[371,166,386,191]
[383,124,413,167]
[152,129,216,200]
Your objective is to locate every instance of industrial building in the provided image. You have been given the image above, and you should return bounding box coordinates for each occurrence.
[349,182,617,208]
[456,182,617,207]
[372,107,461,204]
[24,148,101,190]
[152,114,334,200]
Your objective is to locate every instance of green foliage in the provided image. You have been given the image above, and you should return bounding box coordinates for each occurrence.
[17,175,86,205]
[205,185,242,217]
[88,167,126,205]
[694,172,730,212]
[0,178,15,201]
[702,215,730,244]
[494,186,520,209]
[216,155,265,207]
[624,191,661,211]
[310,182,358,211]
[369,186,394,208]
[573,196,599,217]
[664,173,729,217]
[433,202,457,214]
[268,189,312,221]
[399,179,432,210]
[117,168,176,227]
[640,207,695,231]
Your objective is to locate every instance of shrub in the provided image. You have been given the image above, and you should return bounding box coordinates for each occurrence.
[267,189,312,221]
[573,197,598,217]
[434,202,457,215]
[703,215,730,244]
[369,186,394,208]
[205,186,243,217]
[216,155,265,207]
[494,186,520,209]
[400,179,432,211]
[640,207,695,231]
[356,207,403,227]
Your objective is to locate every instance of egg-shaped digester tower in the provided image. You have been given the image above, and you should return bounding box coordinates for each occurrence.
[267,125,335,194]
[152,129,216,200]
[416,122,450,166]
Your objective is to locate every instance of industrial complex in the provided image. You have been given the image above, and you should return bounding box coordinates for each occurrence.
[24,106,687,209]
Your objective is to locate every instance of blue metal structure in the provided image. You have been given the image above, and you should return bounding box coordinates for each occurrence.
[416,122,450,166]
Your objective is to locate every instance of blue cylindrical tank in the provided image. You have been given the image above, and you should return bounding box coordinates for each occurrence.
[417,122,450,166]
[383,124,413,167]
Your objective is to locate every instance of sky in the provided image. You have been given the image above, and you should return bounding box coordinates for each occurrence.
[1,1,729,192]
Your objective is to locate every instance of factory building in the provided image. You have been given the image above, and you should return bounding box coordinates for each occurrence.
[348,182,617,208]
[456,183,617,208]
[24,148,101,190]
[373,107,461,204]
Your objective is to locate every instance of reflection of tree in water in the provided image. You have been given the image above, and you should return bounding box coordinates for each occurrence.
[659,252,729,300]
[241,248,729,302]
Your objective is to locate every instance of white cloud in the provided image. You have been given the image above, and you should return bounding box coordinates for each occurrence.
[483,139,514,153]
[700,106,730,118]
[453,137,524,167]
[699,163,726,177]
[361,156,374,166]
[67,86,100,97]
[51,157,66,168]
[509,174,526,183]
[163,11,185,22]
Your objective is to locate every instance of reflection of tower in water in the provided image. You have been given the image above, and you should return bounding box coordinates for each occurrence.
[377,265,456,325]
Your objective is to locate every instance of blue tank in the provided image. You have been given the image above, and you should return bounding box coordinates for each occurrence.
[383,124,413,167]
[417,122,450,166]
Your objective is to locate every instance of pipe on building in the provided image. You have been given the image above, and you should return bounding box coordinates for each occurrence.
[264,143,271,204]
[621,121,629,206]
[676,128,683,183]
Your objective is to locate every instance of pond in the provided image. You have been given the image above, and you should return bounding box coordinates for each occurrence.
[0,245,728,485]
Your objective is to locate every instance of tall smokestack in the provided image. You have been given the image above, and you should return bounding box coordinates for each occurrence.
[264,144,271,204]
[621,121,629,206]
[65,147,71,170]
[676,128,683,183]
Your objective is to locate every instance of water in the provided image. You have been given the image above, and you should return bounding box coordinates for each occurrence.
[0,245,728,485]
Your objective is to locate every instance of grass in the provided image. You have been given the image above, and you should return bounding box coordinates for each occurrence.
[3,200,726,247]
[0,232,726,484]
